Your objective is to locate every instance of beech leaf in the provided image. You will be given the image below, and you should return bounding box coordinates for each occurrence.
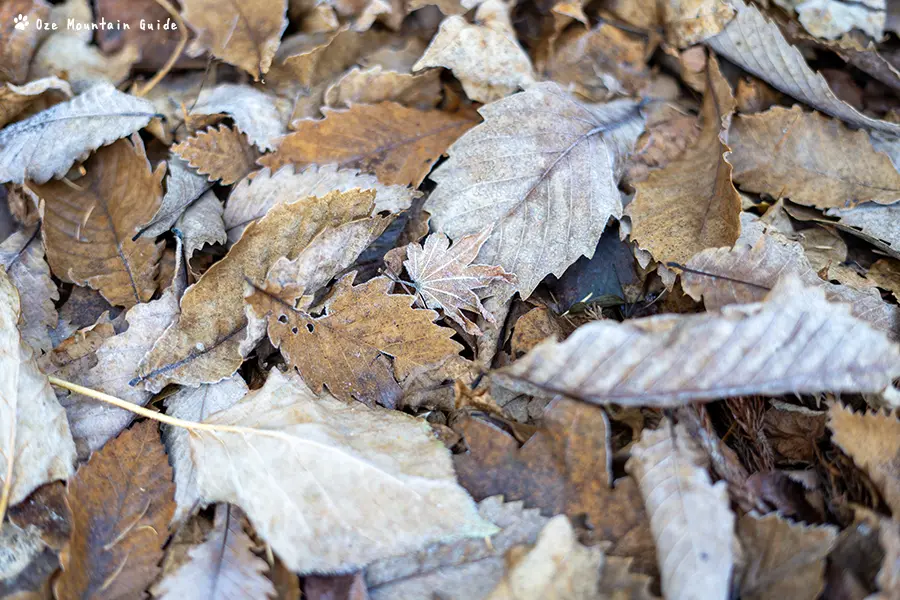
[172,125,262,186]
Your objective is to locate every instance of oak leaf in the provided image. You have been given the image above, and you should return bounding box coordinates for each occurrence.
[55,420,175,600]
[246,273,461,406]
[626,421,735,600]
[0,228,58,354]
[259,102,476,187]
[32,135,165,308]
[189,368,496,574]
[172,125,262,186]
[323,65,441,110]
[0,76,71,129]
[425,83,644,299]
[0,83,157,184]
[500,277,900,406]
[181,0,288,79]
[0,0,50,84]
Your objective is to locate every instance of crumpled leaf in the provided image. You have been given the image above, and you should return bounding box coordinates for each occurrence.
[818,203,900,258]
[0,0,51,84]
[55,420,175,600]
[259,102,476,187]
[0,228,58,354]
[0,269,75,512]
[138,189,379,392]
[189,84,289,151]
[626,421,735,600]
[224,164,417,243]
[176,191,227,260]
[0,83,157,184]
[707,0,900,135]
[426,82,644,299]
[172,125,261,186]
[737,512,837,600]
[0,76,71,129]
[32,135,165,308]
[663,0,735,47]
[155,504,275,600]
[247,273,461,406]
[729,106,900,208]
[828,403,900,516]
[413,0,535,103]
[182,0,288,79]
[138,156,211,240]
[323,65,441,109]
[189,368,497,574]
[163,376,248,524]
[500,277,900,406]
[777,0,886,40]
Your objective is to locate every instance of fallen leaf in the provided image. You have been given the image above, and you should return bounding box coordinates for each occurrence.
[189,368,496,574]
[737,512,836,600]
[55,420,175,600]
[323,65,442,109]
[817,203,900,258]
[176,191,227,261]
[0,83,157,185]
[304,573,369,600]
[32,135,165,308]
[778,0,886,40]
[511,306,565,356]
[867,259,900,301]
[426,82,644,299]
[413,0,535,103]
[500,277,900,406]
[663,0,735,47]
[181,0,288,79]
[247,273,461,406]
[0,269,75,512]
[189,84,289,151]
[155,504,276,600]
[626,421,735,600]
[0,76,71,129]
[172,125,262,186]
[0,228,58,354]
[30,27,139,94]
[95,0,189,70]
[138,156,211,240]
[763,404,827,463]
[0,0,51,84]
[259,102,476,187]
[0,520,55,598]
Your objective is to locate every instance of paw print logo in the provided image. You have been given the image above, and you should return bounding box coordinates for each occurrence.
[13,14,29,30]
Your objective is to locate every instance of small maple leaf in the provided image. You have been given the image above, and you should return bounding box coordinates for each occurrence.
[400,229,515,336]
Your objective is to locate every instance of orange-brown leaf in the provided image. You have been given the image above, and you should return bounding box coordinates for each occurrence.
[172,125,262,186]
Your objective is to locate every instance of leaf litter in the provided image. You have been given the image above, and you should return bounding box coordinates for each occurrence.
[2,0,900,597]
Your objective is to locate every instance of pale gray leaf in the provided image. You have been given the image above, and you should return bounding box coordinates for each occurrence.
[0,229,58,354]
[190,84,288,151]
[140,156,211,239]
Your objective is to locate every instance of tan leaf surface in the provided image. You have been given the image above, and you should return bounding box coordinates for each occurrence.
[0,76,71,129]
[0,228,58,354]
[182,0,288,79]
[55,420,175,600]
[30,30,139,94]
[626,422,735,600]
[323,65,441,110]
[138,156,211,239]
[729,106,900,208]
[425,83,644,299]
[189,368,496,574]
[413,0,535,103]
[156,504,275,600]
[487,516,603,600]
[0,83,157,185]
[500,277,900,406]
[190,84,289,151]
[0,270,75,511]
[868,259,900,301]
[680,230,900,339]
[0,0,51,84]
[138,189,377,392]
[663,0,735,47]
[163,377,248,524]
[828,403,900,516]
[260,102,476,187]
[172,125,262,186]
[707,0,900,135]
[737,513,836,600]
[224,164,417,243]
[247,273,461,406]
[402,229,515,336]
[33,136,165,308]
[627,55,741,268]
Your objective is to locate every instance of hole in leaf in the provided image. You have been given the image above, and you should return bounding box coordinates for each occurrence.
[291,327,298,334]
[278,314,288,324]
[306,323,314,333]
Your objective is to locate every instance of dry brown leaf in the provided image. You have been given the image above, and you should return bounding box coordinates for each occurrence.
[707,0,900,135]
[0,83,157,185]
[730,106,900,208]
[763,404,827,463]
[828,403,900,516]
[189,368,496,574]
[156,504,275,600]
[0,228,58,354]
[138,189,378,392]
[413,0,535,103]
[500,277,900,406]
[625,103,700,185]
[95,0,190,70]
[821,203,900,258]
[426,82,644,299]
[627,54,741,268]
[663,0,735,47]
[33,135,165,308]
[0,77,71,129]
[30,29,139,94]
[868,259,900,301]
[510,306,565,356]
[737,512,837,600]
[247,273,461,406]
[324,65,441,109]
[260,102,476,187]
[626,421,735,600]
[0,270,75,512]
[224,164,417,244]
[55,420,174,600]
[189,84,290,152]
[0,0,50,84]
[399,229,515,336]
[172,125,262,186]
[182,0,288,79]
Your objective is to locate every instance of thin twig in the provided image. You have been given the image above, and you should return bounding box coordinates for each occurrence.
[134,0,188,97]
